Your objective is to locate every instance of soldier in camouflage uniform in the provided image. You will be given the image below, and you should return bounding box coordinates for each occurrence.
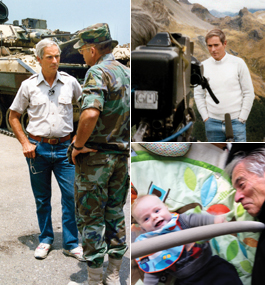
[69,23,130,285]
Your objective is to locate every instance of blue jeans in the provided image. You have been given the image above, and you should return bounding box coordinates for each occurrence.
[26,138,79,250]
[205,118,246,142]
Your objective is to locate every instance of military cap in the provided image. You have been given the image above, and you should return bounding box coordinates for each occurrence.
[73,23,118,49]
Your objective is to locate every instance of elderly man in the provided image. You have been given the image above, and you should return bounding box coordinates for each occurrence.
[226,147,265,285]
[194,29,255,142]
[68,23,130,285]
[9,39,84,261]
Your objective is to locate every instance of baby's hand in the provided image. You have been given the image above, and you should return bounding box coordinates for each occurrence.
[214,216,227,224]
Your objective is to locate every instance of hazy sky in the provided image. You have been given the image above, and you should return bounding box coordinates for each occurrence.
[1,0,130,44]
[189,0,265,13]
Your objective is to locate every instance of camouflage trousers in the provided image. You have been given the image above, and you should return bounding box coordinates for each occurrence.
[74,151,129,268]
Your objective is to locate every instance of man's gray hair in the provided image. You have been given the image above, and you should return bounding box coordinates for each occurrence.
[90,41,112,55]
[225,148,265,179]
[35,39,61,59]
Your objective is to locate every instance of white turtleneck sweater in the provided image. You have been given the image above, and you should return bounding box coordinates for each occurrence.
[194,53,255,122]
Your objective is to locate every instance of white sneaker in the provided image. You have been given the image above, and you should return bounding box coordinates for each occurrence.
[34,243,51,259]
[63,245,86,261]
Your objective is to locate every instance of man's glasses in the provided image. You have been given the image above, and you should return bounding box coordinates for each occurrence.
[78,47,91,54]
[48,89,55,96]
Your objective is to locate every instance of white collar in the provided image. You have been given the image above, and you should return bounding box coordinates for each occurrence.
[212,52,227,63]
[37,70,64,87]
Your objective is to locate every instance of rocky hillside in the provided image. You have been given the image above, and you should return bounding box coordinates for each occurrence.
[191,3,218,22]
[132,0,265,98]
[193,5,265,98]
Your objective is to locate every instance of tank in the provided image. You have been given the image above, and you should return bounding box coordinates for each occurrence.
[0,1,130,133]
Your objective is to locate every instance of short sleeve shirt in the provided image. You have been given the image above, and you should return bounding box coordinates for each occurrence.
[80,53,130,153]
[10,71,82,138]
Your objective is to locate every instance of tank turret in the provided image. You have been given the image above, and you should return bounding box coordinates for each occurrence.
[0,1,78,131]
[0,1,130,133]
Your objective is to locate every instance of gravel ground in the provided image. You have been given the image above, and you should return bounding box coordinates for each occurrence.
[0,134,130,285]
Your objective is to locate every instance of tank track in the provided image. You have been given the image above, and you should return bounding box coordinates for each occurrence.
[0,128,15,137]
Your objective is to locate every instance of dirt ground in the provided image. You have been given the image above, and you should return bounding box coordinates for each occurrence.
[0,134,130,285]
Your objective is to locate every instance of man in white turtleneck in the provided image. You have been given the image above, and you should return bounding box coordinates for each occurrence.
[194,29,255,142]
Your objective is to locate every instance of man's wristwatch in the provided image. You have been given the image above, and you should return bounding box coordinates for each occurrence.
[73,144,84,150]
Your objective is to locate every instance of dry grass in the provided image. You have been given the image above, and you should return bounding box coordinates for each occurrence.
[132,0,265,97]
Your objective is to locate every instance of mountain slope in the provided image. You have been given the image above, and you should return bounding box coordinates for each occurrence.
[132,0,265,98]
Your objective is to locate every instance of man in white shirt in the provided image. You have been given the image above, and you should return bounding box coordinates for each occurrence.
[9,39,84,261]
[194,29,255,142]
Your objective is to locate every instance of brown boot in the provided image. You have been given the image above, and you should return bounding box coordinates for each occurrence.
[87,266,104,285]
[103,257,122,285]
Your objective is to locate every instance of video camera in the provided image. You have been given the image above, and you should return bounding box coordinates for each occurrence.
[131,32,218,142]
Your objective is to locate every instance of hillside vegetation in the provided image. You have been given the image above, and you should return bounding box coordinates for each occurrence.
[132,0,265,141]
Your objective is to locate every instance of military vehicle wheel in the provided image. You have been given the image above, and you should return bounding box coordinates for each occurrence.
[0,105,6,127]
[21,111,29,134]
[5,109,13,132]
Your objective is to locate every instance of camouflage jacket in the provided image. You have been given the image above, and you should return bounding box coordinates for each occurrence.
[79,53,130,154]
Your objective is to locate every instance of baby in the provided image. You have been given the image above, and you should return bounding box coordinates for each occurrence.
[132,194,243,285]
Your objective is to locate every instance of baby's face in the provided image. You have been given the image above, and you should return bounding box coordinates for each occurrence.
[134,196,172,232]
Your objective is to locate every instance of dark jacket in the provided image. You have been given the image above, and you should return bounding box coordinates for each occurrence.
[252,202,265,285]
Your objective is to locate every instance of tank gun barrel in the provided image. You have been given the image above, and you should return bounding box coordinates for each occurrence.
[0,1,8,24]
[40,33,77,39]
